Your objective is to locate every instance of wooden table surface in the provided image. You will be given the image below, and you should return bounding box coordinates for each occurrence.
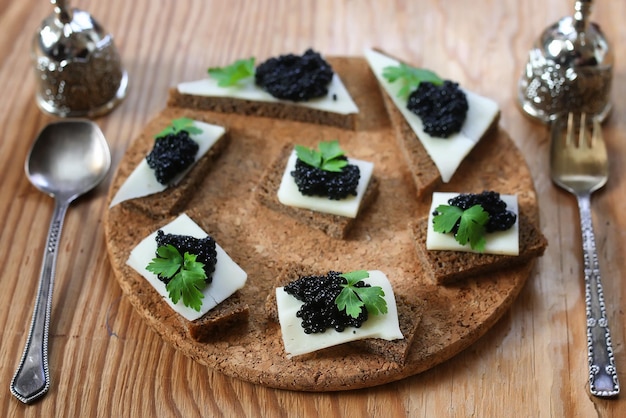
[1,0,625,416]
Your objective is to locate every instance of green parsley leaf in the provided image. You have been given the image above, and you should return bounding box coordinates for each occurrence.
[207,57,256,87]
[147,244,183,279]
[294,139,349,173]
[335,270,388,319]
[382,63,443,100]
[294,144,322,168]
[146,245,207,311]
[432,204,489,252]
[432,205,464,234]
[155,117,203,138]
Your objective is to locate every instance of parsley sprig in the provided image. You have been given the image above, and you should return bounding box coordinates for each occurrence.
[156,117,203,138]
[432,204,490,252]
[335,270,387,319]
[146,244,207,311]
[207,57,256,87]
[295,140,348,172]
[382,63,443,100]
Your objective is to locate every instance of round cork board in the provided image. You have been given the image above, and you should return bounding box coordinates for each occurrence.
[104,57,540,391]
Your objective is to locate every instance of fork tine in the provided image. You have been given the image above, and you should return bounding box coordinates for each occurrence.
[565,112,575,147]
[578,113,587,149]
[591,116,603,148]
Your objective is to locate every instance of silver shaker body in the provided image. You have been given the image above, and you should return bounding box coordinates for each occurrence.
[32,4,128,117]
[517,1,612,123]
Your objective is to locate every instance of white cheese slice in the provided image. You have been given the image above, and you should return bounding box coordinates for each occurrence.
[126,213,247,321]
[177,73,359,115]
[276,270,403,358]
[276,150,374,218]
[110,120,226,208]
[426,192,519,255]
[363,48,500,183]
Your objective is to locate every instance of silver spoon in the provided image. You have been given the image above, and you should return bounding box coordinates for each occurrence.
[10,120,111,404]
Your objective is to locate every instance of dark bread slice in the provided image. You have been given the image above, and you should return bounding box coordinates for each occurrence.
[350,292,422,365]
[117,129,230,219]
[182,292,249,342]
[166,55,360,130]
[256,144,379,239]
[379,88,500,200]
[265,263,422,365]
[411,214,547,285]
[168,87,357,130]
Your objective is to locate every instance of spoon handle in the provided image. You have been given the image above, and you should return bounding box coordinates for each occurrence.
[10,198,69,404]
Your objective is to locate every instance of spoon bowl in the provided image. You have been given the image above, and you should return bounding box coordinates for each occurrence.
[11,119,111,404]
[26,120,111,199]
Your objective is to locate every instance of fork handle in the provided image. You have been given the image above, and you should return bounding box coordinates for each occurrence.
[577,192,620,397]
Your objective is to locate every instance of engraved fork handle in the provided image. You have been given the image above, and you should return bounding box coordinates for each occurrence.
[577,192,620,397]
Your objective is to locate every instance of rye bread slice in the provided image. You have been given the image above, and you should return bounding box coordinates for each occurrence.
[111,116,231,219]
[411,214,547,285]
[256,144,379,239]
[379,88,500,200]
[167,57,360,130]
[265,263,422,365]
[168,87,357,130]
[182,292,249,342]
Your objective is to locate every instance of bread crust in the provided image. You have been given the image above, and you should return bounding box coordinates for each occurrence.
[168,88,357,130]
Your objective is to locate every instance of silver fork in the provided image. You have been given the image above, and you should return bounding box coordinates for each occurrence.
[550,112,619,397]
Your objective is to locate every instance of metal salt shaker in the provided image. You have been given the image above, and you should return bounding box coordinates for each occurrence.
[517,0,612,123]
[32,0,128,118]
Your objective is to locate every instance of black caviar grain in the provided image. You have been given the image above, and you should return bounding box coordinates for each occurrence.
[255,48,334,101]
[407,80,468,138]
[291,157,360,200]
[433,191,517,233]
[155,230,217,284]
[284,271,368,334]
[146,130,199,185]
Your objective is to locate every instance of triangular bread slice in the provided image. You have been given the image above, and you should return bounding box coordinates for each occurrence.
[364,48,500,199]
[167,56,359,130]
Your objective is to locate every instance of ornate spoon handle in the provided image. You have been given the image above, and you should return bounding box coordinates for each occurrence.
[577,193,619,397]
[10,198,69,404]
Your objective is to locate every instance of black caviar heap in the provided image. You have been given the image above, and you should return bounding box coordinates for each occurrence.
[255,48,334,102]
[435,191,517,233]
[284,271,369,334]
[146,130,199,185]
[155,230,217,284]
[407,80,468,138]
[291,157,360,200]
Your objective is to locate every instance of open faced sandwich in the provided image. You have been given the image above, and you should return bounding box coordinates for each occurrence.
[257,139,379,238]
[411,191,547,284]
[364,48,500,198]
[265,263,423,364]
[168,49,359,129]
[126,213,249,341]
[110,117,229,217]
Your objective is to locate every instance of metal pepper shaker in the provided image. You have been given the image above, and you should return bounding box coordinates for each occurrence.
[32,0,128,118]
[517,0,612,123]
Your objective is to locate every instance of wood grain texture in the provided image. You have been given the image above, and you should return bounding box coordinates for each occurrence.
[1,0,625,416]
